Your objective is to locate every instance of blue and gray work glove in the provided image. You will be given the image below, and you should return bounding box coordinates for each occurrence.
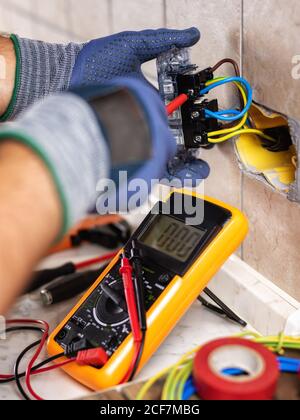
[1,28,200,121]
[0,27,209,186]
[0,77,182,238]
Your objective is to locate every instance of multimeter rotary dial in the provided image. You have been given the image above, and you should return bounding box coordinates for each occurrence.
[93,280,129,328]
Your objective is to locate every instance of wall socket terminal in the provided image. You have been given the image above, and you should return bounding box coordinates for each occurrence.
[157,48,220,150]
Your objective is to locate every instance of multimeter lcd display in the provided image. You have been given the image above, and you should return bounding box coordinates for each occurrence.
[140,215,206,263]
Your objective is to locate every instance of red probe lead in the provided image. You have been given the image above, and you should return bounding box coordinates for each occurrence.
[120,256,142,344]
[119,254,144,383]
[166,94,189,116]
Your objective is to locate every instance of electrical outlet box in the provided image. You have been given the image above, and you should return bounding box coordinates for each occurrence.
[157,48,219,149]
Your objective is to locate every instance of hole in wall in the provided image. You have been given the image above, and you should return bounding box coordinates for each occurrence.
[234,102,299,203]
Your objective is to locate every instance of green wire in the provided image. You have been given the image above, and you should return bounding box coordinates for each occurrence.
[163,359,194,400]
[176,360,194,400]
[169,366,184,400]
[163,364,185,400]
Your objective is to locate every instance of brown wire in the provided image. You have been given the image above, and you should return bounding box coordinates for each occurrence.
[211,58,244,129]
[211,58,241,77]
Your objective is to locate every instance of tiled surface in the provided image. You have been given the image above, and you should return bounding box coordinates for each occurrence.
[242,0,300,299]
[243,0,300,120]
[243,177,300,301]
[68,0,112,40]
[111,0,164,31]
[0,0,299,298]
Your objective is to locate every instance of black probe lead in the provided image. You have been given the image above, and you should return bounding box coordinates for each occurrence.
[14,341,41,400]
[128,241,148,381]
[128,331,146,382]
[0,326,44,385]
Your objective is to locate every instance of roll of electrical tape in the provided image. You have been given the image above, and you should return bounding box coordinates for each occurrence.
[193,338,279,400]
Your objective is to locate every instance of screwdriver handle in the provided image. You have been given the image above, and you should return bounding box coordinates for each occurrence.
[40,269,103,306]
[26,262,76,294]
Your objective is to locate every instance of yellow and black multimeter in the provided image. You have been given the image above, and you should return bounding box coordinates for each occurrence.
[47,190,248,390]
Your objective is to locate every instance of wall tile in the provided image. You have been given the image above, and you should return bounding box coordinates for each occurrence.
[243,176,300,301]
[201,143,242,208]
[0,0,76,42]
[28,0,68,27]
[243,0,300,300]
[111,0,164,31]
[243,0,300,120]
[166,0,242,208]
[68,0,112,41]
[0,8,35,39]
[0,0,34,14]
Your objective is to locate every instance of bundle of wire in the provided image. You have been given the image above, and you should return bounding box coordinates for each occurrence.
[167,59,276,145]
[201,76,276,144]
[0,320,71,400]
[136,332,300,401]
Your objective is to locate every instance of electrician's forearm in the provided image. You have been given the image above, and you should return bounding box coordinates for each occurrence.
[0,141,62,315]
[0,91,110,313]
[0,36,16,117]
[0,35,83,121]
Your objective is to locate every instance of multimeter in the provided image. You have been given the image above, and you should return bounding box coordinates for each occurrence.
[47,190,248,390]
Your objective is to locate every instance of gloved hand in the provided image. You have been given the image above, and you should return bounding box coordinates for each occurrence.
[3,28,200,121]
[70,27,210,187]
[70,28,200,88]
[167,150,210,186]
[76,77,210,212]
[74,77,178,212]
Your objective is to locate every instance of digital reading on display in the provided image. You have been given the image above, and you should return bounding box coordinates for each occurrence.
[140,215,206,263]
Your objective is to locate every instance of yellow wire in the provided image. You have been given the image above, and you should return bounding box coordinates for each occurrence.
[206,77,249,137]
[205,77,276,144]
[235,331,262,339]
[208,128,276,144]
[162,350,197,400]
[135,365,172,401]
[166,360,191,401]
[136,346,199,400]
[176,360,194,400]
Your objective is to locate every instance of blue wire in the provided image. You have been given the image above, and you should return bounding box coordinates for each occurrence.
[216,109,240,116]
[200,77,253,122]
[222,358,300,376]
[182,378,196,400]
[280,364,300,374]
[277,356,300,365]
[205,109,245,122]
[222,368,246,376]
[215,109,241,118]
